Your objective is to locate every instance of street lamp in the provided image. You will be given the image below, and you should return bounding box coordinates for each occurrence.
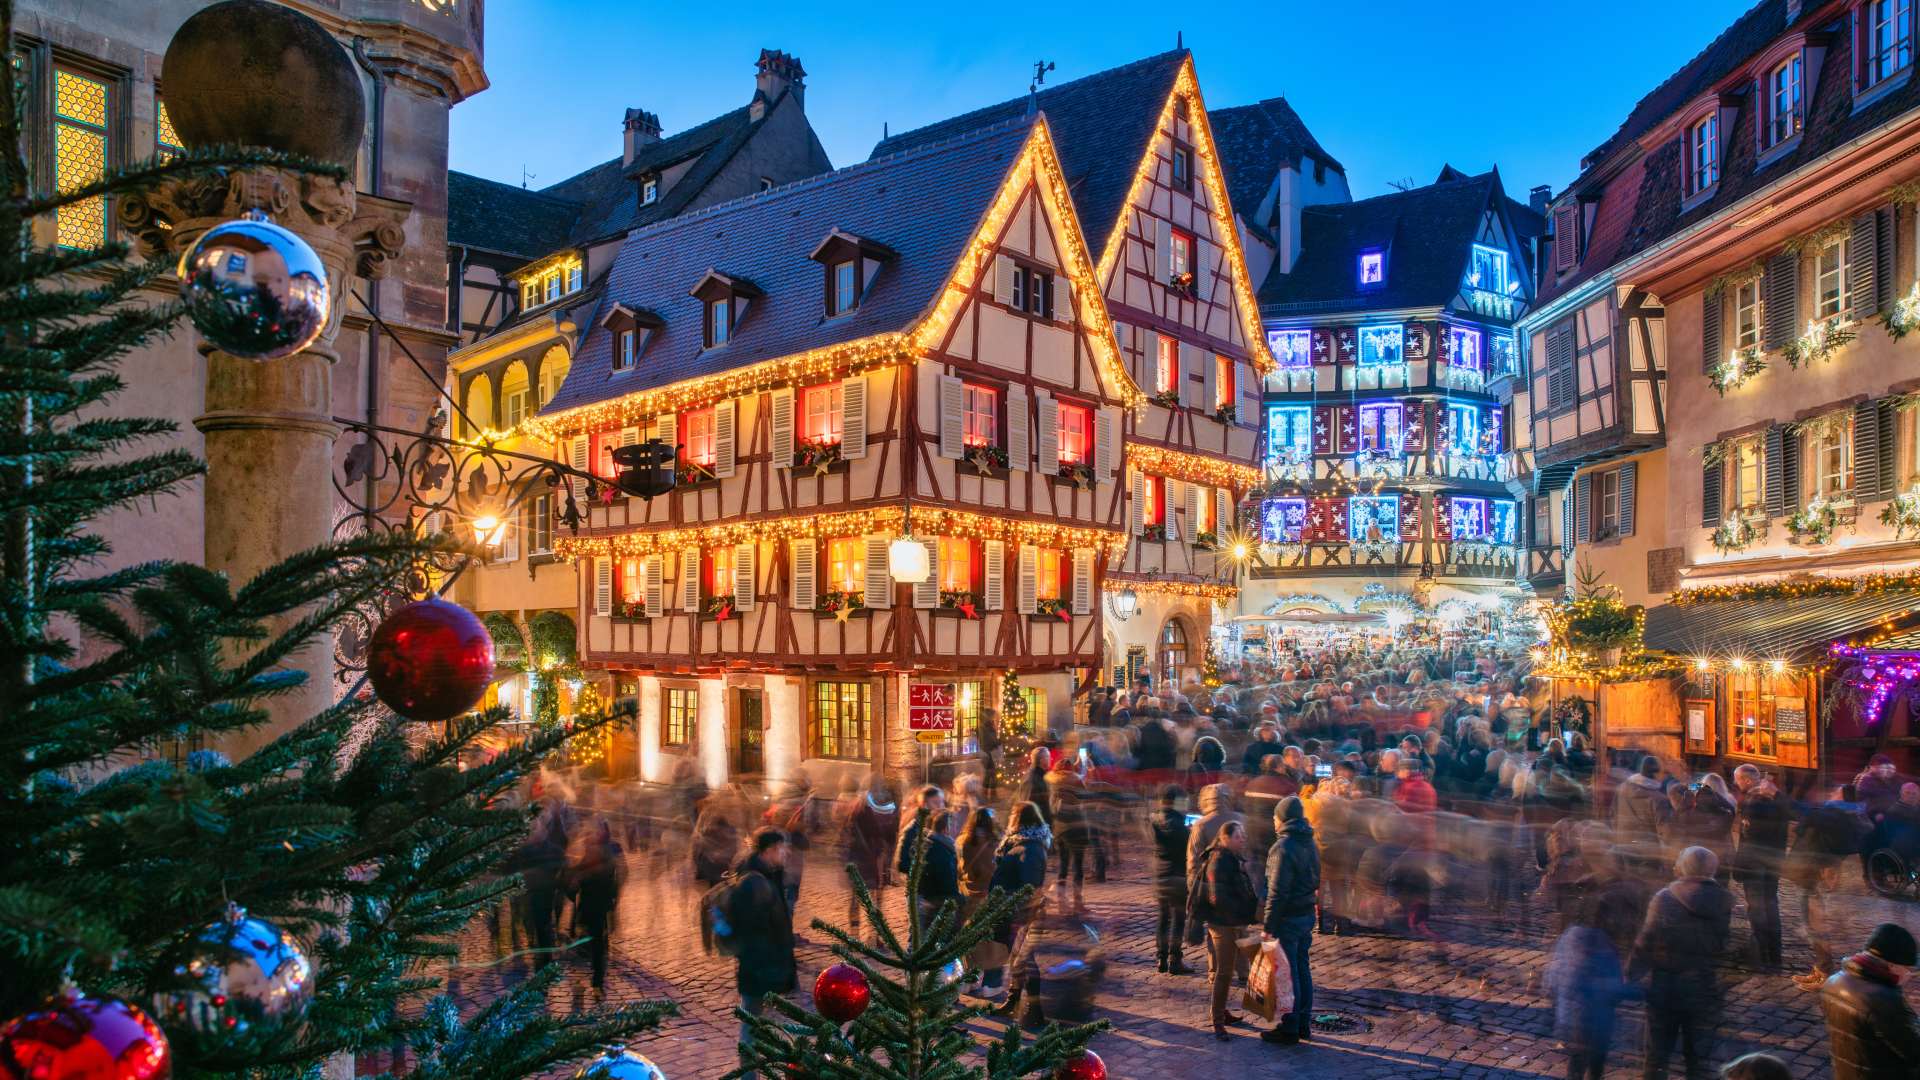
[1109,586,1138,623]
[889,504,931,583]
[470,512,507,548]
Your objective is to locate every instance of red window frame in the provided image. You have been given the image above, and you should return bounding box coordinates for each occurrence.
[1057,400,1092,465]
[1143,475,1167,527]
[962,382,998,448]
[592,430,622,478]
[1036,547,1065,601]
[802,381,843,445]
[682,406,715,466]
[938,536,981,592]
[705,549,734,599]
[1170,228,1196,276]
[1214,354,1235,409]
[1156,335,1178,394]
[621,558,642,604]
[1686,111,1718,195]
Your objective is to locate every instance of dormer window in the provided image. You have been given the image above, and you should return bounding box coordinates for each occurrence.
[1765,54,1804,147]
[519,255,585,311]
[831,261,859,316]
[600,303,663,373]
[1359,249,1385,287]
[616,330,637,370]
[810,229,895,319]
[690,270,762,350]
[707,298,731,346]
[1687,112,1719,195]
[1467,244,1510,294]
[642,177,659,205]
[1860,0,1914,92]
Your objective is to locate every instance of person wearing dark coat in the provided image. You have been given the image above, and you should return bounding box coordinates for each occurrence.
[1821,922,1920,1080]
[1259,797,1320,1046]
[727,828,797,1080]
[987,803,1053,1015]
[1544,917,1634,1080]
[1187,735,1228,791]
[914,809,961,927]
[1189,821,1259,1042]
[566,819,623,993]
[1627,846,1734,1080]
[1241,724,1285,776]
[514,823,567,971]
[896,784,948,876]
[842,780,899,932]
[1133,716,1177,774]
[1147,786,1193,975]
[1732,764,1791,968]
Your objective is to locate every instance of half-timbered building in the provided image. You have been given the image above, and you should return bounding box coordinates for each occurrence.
[533,115,1140,793]
[874,51,1274,687]
[1236,168,1542,615]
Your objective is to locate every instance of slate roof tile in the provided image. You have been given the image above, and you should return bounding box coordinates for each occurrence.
[1208,96,1343,228]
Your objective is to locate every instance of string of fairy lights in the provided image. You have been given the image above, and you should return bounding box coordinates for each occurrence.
[553,504,1131,562]
[1127,442,1261,492]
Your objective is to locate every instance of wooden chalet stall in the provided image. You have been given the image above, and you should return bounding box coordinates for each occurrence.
[535,116,1140,794]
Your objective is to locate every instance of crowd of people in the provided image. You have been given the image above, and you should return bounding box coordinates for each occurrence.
[497,633,1920,1080]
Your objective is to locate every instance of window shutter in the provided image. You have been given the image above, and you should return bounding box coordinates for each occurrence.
[645,555,665,618]
[770,387,795,468]
[840,375,868,459]
[1130,469,1145,534]
[1016,544,1039,614]
[790,539,816,610]
[1855,399,1884,500]
[1194,239,1212,301]
[1096,409,1117,479]
[1182,481,1199,539]
[1155,218,1173,282]
[651,415,673,460]
[1553,203,1578,271]
[1071,549,1094,615]
[1006,385,1030,471]
[1876,206,1897,312]
[994,254,1016,305]
[1619,462,1638,538]
[983,540,1005,610]
[1764,424,1787,516]
[1850,211,1882,320]
[1560,491,1575,556]
[938,375,965,459]
[1875,398,1898,499]
[1215,488,1232,536]
[1178,341,1202,407]
[1057,278,1074,324]
[1701,460,1723,529]
[1403,401,1427,452]
[714,399,737,478]
[735,543,755,610]
[863,534,890,608]
[681,547,701,612]
[570,436,591,503]
[1574,473,1592,544]
[1201,346,1218,410]
[1400,496,1423,542]
[1762,251,1798,353]
[913,538,939,608]
[594,557,613,616]
[1701,293,1722,375]
[1034,390,1057,475]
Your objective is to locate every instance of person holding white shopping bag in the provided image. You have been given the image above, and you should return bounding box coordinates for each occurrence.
[1260,796,1321,1046]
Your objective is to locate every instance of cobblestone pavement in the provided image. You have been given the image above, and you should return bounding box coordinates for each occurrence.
[446,820,1920,1079]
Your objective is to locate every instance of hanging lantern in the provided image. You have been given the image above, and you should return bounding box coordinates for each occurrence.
[1110,587,1139,623]
[888,534,930,583]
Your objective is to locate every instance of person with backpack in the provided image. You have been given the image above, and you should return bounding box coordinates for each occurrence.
[985,802,1050,1009]
[1189,820,1259,1042]
[704,827,795,1080]
[916,809,961,927]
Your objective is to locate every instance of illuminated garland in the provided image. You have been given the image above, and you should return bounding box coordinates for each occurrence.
[553,504,1129,561]
[1669,569,1920,606]
[1101,576,1238,600]
[1127,442,1261,491]
[1090,59,1276,376]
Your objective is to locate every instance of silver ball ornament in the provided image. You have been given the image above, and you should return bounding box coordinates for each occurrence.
[152,903,313,1050]
[572,1048,666,1079]
[178,210,331,360]
[938,958,966,986]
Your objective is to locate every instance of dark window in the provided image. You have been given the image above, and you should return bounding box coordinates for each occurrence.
[1171,142,1194,193]
[706,297,731,347]
[1012,265,1054,319]
[829,259,859,316]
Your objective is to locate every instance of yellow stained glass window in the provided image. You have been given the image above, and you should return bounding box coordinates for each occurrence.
[156,98,183,161]
[53,69,109,249]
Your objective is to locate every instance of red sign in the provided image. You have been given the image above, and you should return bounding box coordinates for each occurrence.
[908,682,956,732]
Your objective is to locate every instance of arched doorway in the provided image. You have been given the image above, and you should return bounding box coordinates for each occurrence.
[1158,617,1189,681]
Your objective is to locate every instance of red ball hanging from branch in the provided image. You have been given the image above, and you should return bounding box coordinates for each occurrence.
[1054,1048,1106,1080]
[0,987,172,1080]
[811,963,870,1024]
[367,597,495,722]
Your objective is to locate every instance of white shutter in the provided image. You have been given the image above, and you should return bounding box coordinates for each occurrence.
[651,415,673,459]
[1178,342,1202,408]
[790,539,816,610]
[841,375,868,459]
[863,534,890,608]
[714,399,737,478]
[570,436,591,503]
[913,538,940,608]
[734,543,755,611]
[1096,409,1117,479]
[1185,482,1201,540]
[1016,544,1039,614]
[1034,389,1057,476]
[938,375,965,459]
[1215,488,1232,536]
[1155,218,1172,282]
[1201,347,1217,410]
[994,254,1017,305]
[1195,238,1212,300]
[619,425,640,449]
[1006,385,1030,471]
[1130,469,1145,534]
[984,540,1005,610]
[681,546,701,612]
[644,555,665,618]
[1057,278,1074,324]
[770,387,795,468]
[1071,548,1094,615]
[594,557,613,616]
[1169,480,1186,540]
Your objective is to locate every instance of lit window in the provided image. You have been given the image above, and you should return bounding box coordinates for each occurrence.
[1729,439,1763,511]
[1269,329,1313,369]
[1058,401,1092,465]
[1194,485,1217,534]
[1359,250,1385,286]
[1815,238,1850,319]
[962,383,997,448]
[1156,335,1179,393]
[707,549,734,598]
[642,178,659,204]
[53,69,111,249]
[1358,325,1403,366]
[1735,279,1762,348]
[707,297,731,346]
[811,680,871,760]
[155,97,183,161]
[593,431,622,478]
[1143,476,1167,528]
[831,260,859,315]
[1688,112,1718,195]
[1767,55,1803,147]
[1350,495,1399,543]
[1266,405,1312,461]
[1358,402,1402,453]
[665,687,696,746]
[826,536,864,593]
[1215,354,1235,409]
[1169,230,1195,277]
[1450,496,1491,541]
[1811,419,1854,499]
[938,536,976,591]
[1490,331,1518,375]
[523,280,539,309]
[545,271,562,304]
[566,260,583,293]
[1467,244,1510,294]
[1450,326,1484,371]
[1036,547,1064,601]
[615,329,637,371]
[622,558,642,604]
[501,373,529,428]
[1447,402,1480,454]
[1171,143,1194,192]
[683,406,715,466]
[803,382,843,444]
[1862,0,1914,90]
[1261,498,1307,542]
[1158,620,1187,672]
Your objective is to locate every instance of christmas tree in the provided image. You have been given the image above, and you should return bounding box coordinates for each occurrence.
[992,671,1035,791]
[0,2,670,1074]
[731,811,1105,1079]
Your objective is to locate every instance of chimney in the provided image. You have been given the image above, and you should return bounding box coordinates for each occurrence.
[1529,185,1553,216]
[753,49,806,121]
[623,108,661,167]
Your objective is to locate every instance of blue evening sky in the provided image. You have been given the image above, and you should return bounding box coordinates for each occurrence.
[449,0,1751,201]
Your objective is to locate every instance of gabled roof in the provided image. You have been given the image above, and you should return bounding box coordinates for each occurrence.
[868,50,1188,251]
[446,171,583,260]
[544,105,761,245]
[543,118,1039,416]
[1208,96,1343,221]
[1259,171,1509,313]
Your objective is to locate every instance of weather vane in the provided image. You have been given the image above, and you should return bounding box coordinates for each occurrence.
[1030,59,1055,93]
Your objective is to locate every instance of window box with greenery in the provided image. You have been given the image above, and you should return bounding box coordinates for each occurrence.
[795,437,843,475]
[1882,489,1920,538]
[703,594,739,621]
[613,598,649,621]
[1712,512,1767,553]
[1786,497,1846,546]
[818,589,865,618]
[1167,270,1197,298]
[1785,317,1857,369]
[1709,346,1766,395]
[1057,460,1097,491]
[962,442,1009,476]
[1034,597,1071,621]
[1140,522,1168,543]
[1193,530,1219,551]
[940,590,982,619]
[1148,388,1181,409]
[1212,402,1237,426]
[1353,538,1399,563]
[677,457,720,487]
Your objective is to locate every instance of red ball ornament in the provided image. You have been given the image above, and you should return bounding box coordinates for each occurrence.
[367,597,494,722]
[1054,1049,1106,1080]
[1,988,172,1080]
[811,963,870,1024]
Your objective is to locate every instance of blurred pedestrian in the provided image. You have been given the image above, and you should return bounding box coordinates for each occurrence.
[842,775,898,933]
[1544,907,1634,1079]
[1732,764,1790,969]
[726,828,796,1080]
[1148,785,1193,975]
[1820,922,1920,1080]
[1259,796,1319,1047]
[567,818,622,997]
[1628,846,1733,1080]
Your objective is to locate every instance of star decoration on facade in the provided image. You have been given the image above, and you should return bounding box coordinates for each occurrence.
[834,603,854,623]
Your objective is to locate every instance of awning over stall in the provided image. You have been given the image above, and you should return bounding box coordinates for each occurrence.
[1642,591,1920,664]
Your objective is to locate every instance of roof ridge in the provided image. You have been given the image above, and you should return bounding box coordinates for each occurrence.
[1584,0,1781,166]
[448,169,585,208]
[876,49,1187,150]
